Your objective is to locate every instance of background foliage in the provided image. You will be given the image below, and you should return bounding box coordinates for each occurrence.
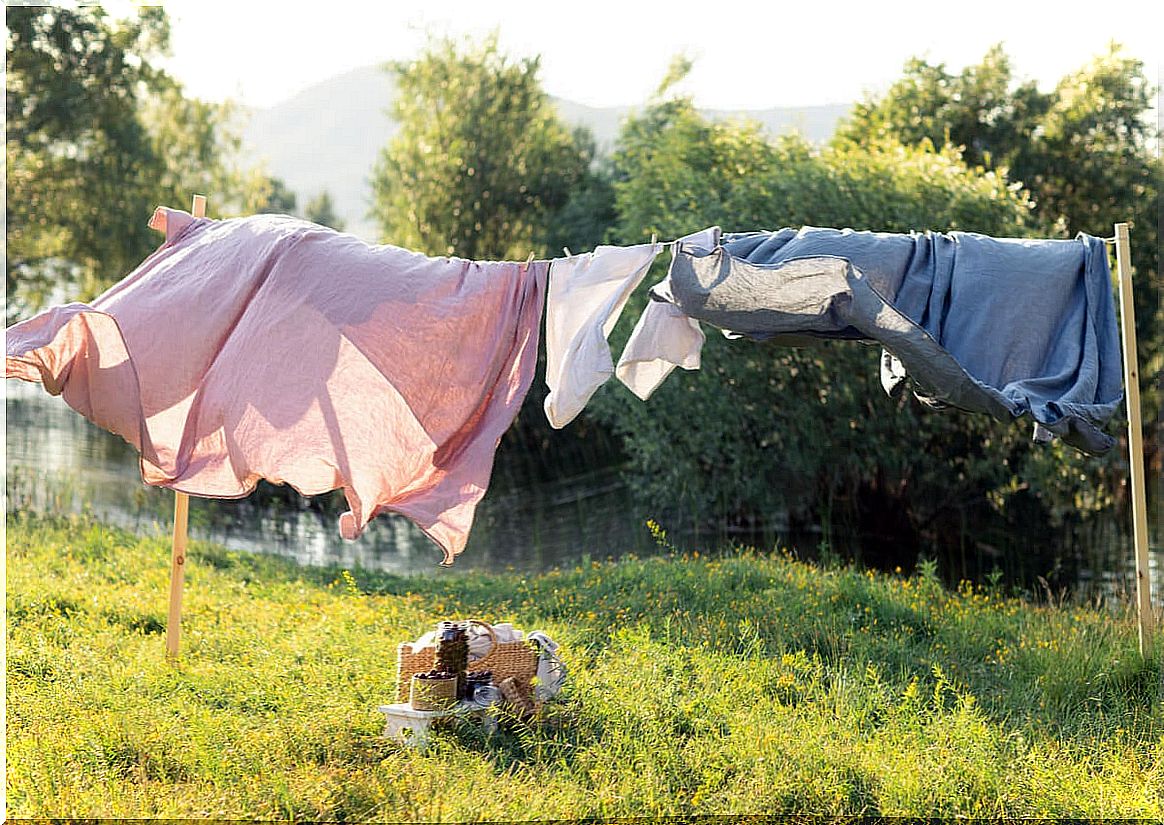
[590,54,1158,584]
[4,6,283,320]
[370,34,608,261]
[837,44,1162,416]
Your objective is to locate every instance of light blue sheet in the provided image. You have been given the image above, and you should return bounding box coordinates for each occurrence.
[659,226,1123,454]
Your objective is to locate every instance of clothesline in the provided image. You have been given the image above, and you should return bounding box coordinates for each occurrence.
[4,204,1154,658]
[1,208,1130,561]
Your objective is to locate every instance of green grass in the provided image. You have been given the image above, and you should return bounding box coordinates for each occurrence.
[6,511,1162,819]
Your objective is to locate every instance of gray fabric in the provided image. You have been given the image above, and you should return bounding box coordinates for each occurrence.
[658,225,1123,454]
[1032,422,1056,444]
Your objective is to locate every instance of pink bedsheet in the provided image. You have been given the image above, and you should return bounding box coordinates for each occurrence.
[5,207,548,564]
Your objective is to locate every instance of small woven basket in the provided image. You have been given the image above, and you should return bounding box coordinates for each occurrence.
[409,673,457,711]
[396,620,538,702]
[498,675,538,718]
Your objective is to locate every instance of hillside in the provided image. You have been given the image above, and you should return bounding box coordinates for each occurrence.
[239,64,850,242]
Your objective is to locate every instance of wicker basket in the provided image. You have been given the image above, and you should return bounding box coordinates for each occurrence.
[498,675,538,718]
[396,620,538,702]
[409,673,457,710]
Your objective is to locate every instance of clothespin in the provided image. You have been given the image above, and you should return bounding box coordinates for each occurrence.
[562,247,572,257]
[650,233,657,247]
[521,250,535,273]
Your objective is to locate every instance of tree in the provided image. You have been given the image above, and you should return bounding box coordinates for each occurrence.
[254,176,298,215]
[7,5,164,313]
[304,190,344,231]
[370,34,598,260]
[837,45,1161,406]
[540,127,616,256]
[590,79,1114,586]
[835,45,1051,174]
[367,34,624,484]
[837,44,1163,561]
[5,4,266,319]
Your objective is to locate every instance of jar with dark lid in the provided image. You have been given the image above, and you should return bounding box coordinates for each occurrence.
[465,670,493,700]
[434,620,470,699]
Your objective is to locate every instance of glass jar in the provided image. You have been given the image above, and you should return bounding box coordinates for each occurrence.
[434,620,470,698]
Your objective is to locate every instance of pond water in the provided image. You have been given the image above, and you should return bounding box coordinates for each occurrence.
[5,378,1160,603]
[4,379,661,576]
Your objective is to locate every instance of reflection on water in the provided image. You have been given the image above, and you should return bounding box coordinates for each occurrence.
[5,378,1160,603]
[4,379,655,575]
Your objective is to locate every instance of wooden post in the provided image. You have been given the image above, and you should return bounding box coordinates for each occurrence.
[1114,222,1154,658]
[165,491,190,659]
[164,193,206,660]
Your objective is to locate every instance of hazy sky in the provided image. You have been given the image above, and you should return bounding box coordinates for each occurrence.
[134,0,1161,110]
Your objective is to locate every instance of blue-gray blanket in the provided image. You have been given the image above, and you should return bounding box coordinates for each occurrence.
[660,226,1123,454]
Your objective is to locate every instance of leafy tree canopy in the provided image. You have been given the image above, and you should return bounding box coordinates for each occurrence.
[6,4,267,318]
[254,176,298,215]
[370,33,603,260]
[837,44,1161,388]
[304,190,345,231]
[591,73,1114,582]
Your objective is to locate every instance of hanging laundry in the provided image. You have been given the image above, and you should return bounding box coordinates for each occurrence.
[616,226,1123,454]
[5,207,548,564]
[616,299,705,401]
[543,242,663,428]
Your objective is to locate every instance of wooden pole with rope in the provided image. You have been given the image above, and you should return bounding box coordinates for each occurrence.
[1113,222,1154,658]
[164,193,206,660]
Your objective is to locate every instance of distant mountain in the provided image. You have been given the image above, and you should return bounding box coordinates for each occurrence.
[550,97,849,150]
[239,66,398,241]
[240,64,850,242]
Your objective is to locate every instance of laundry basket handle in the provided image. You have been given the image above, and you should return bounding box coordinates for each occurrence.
[467,619,498,646]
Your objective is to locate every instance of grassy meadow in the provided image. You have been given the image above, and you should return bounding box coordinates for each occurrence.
[5,511,1162,819]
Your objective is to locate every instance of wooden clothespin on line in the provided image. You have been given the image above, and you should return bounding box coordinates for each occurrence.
[650,233,682,254]
[520,250,535,273]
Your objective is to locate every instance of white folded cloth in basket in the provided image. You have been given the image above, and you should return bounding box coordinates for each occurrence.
[469,622,522,660]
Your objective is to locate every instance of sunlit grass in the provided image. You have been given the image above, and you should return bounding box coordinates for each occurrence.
[6,511,1162,819]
